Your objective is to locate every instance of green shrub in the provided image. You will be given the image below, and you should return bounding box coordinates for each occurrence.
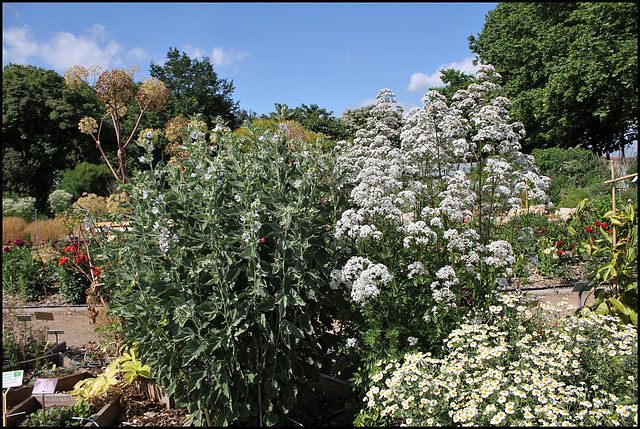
[532,146,609,206]
[2,241,46,300]
[56,161,115,200]
[92,116,344,426]
[2,195,36,222]
[48,189,74,215]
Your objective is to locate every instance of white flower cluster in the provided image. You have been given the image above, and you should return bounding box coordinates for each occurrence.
[484,240,516,267]
[407,261,426,279]
[399,220,438,248]
[335,209,382,243]
[332,65,549,308]
[331,256,393,305]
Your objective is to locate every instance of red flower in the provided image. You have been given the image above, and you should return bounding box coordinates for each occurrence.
[64,245,72,253]
[260,237,266,243]
[601,223,607,229]
[586,226,593,233]
[40,267,45,271]
[59,257,67,265]
[608,229,613,234]
[558,249,563,254]
[557,240,563,246]
[595,221,601,227]
[572,243,577,248]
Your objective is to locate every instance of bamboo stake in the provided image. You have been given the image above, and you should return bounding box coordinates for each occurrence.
[610,159,617,247]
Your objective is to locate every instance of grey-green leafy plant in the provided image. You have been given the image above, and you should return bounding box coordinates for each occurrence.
[91,115,346,425]
[48,189,74,215]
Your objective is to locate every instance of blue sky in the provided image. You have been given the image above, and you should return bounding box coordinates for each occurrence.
[2,2,498,118]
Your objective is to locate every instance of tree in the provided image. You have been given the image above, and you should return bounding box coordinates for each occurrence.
[150,48,242,130]
[429,68,476,102]
[272,103,353,143]
[2,64,97,213]
[56,161,115,200]
[468,2,638,155]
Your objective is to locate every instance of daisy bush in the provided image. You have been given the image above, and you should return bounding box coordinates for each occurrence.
[330,65,550,389]
[357,292,638,427]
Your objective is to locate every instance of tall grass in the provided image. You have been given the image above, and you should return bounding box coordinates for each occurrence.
[3,217,69,244]
[2,217,26,244]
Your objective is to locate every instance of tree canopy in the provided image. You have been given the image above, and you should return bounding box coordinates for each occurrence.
[150,48,242,130]
[271,103,353,143]
[2,64,100,212]
[468,2,638,155]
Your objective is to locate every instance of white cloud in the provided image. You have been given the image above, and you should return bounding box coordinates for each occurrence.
[182,45,207,60]
[2,24,151,74]
[2,27,39,64]
[406,56,481,93]
[211,47,251,67]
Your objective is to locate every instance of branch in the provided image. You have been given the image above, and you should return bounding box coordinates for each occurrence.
[122,99,150,150]
[95,114,121,182]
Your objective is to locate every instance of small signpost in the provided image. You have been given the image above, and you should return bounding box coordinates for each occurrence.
[572,281,593,308]
[46,330,64,346]
[16,315,32,349]
[32,378,58,426]
[3,370,24,426]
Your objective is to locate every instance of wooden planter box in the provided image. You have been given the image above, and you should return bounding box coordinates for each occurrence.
[134,377,175,409]
[3,369,94,427]
[3,341,67,372]
[312,372,355,400]
[4,393,122,428]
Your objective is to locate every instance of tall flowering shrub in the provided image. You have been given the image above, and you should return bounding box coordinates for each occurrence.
[91,117,344,425]
[331,65,550,388]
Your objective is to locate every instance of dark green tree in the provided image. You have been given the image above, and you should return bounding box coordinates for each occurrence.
[56,161,115,200]
[469,2,638,155]
[149,48,242,129]
[2,64,99,213]
[272,103,353,143]
[429,68,476,102]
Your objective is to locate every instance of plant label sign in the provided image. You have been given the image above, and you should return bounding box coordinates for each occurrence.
[2,370,24,388]
[32,378,58,394]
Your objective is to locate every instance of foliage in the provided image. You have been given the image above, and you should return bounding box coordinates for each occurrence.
[56,162,115,200]
[2,64,100,213]
[532,146,610,206]
[71,359,120,403]
[233,118,328,152]
[330,66,550,396]
[20,400,91,427]
[2,310,49,370]
[2,195,35,222]
[428,68,476,102]
[272,103,353,145]
[57,248,91,305]
[91,115,344,426]
[48,190,74,215]
[71,347,151,405]
[469,2,638,155]
[2,241,47,300]
[355,294,638,427]
[571,201,638,326]
[149,47,242,129]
